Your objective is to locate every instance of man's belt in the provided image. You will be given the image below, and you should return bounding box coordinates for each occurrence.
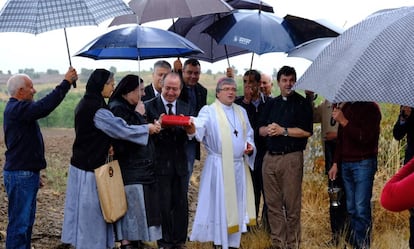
[268,150,297,155]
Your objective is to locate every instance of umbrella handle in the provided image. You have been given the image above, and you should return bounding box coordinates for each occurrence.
[330,117,336,126]
[64,28,76,88]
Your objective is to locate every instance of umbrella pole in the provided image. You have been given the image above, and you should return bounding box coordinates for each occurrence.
[64,28,76,88]
[224,45,230,68]
[250,52,254,69]
[137,57,141,78]
[64,28,72,66]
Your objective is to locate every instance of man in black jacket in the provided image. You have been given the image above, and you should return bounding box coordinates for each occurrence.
[145,72,195,249]
[142,60,172,102]
[178,58,207,184]
[235,69,270,228]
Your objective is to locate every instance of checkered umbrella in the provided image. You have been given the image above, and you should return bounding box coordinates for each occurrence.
[287,37,335,61]
[293,6,414,107]
[0,0,133,87]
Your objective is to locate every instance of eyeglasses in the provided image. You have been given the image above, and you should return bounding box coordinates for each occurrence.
[219,87,237,92]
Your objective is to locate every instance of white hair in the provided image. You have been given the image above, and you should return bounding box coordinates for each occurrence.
[7,74,30,97]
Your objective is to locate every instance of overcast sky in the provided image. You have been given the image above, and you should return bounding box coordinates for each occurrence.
[0,0,412,77]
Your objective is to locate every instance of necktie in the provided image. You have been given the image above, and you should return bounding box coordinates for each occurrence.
[167,103,173,115]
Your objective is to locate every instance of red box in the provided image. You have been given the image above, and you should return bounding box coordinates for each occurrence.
[161,115,191,127]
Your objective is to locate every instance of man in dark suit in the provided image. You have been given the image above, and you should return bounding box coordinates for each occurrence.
[145,72,195,249]
[142,60,172,102]
[178,58,207,184]
[235,69,270,229]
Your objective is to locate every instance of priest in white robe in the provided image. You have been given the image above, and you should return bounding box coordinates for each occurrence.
[190,77,257,249]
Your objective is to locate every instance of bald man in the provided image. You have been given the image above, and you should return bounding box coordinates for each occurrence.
[260,73,273,98]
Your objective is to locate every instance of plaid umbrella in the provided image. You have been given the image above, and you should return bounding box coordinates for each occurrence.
[0,0,133,87]
[293,6,414,107]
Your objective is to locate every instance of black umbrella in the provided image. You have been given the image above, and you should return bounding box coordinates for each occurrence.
[203,10,342,68]
[168,0,274,66]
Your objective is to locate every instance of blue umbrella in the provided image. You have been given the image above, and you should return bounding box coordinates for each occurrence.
[75,25,203,60]
[203,10,341,62]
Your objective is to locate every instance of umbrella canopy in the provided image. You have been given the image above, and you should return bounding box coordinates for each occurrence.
[287,37,335,61]
[0,0,132,34]
[168,0,274,64]
[75,25,203,60]
[204,10,293,55]
[283,15,343,46]
[293,6,414,107]
[225,0,273,13]
[0,0,133,87]
[204,10,341,55]
[109,0,232,26]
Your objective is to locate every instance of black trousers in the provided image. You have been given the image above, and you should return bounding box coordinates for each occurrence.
[157,173,189,248]
[325,140,349,239]
[252,150,266,216]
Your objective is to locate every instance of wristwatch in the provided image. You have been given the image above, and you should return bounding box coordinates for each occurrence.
[283,127,288,136]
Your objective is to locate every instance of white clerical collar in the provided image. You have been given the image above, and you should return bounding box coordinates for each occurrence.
[219,101,233,111]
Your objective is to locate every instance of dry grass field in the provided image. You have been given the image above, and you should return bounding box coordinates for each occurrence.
[0,73,410,248]
[0,119,411,249]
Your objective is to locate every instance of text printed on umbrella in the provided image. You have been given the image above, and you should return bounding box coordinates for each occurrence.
[232,36,251,45]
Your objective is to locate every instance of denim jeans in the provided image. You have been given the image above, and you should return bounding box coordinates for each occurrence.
[341,158,377,249]
[3,170,40,249]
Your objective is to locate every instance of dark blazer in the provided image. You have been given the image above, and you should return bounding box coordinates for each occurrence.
[145,96,192,176]
[142,83,158,102]
[178,82,207,116]
[178,82,207,160]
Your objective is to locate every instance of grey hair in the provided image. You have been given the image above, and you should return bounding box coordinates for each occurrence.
[154,60,172,71]
[7,74,30,97]
[215,77,236,94]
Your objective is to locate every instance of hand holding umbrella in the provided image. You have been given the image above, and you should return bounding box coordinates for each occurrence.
[64,67,79,86]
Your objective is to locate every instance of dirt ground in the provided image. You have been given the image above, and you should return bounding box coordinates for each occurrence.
[0,128,202,249]
[0,128,74,249]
